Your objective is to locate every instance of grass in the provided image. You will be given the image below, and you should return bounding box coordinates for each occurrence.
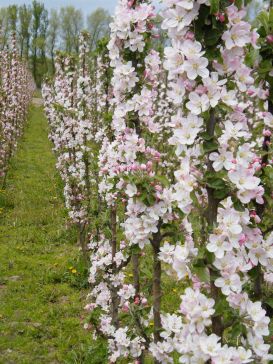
[0,103,107,363]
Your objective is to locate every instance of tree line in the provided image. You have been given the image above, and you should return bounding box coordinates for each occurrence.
[0,1,111,86]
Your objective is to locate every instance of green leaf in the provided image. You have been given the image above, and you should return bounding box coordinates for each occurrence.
[248,265,260,279]
[214,297,229,316]
[209,0,219,14]
[203,139,218,153]
[192,265,210,283]
[206,178,226,190]
[265,298,273,309]
[232,197,245,212]
[231,321,246,338]
[155,175,170,187]
[213,188,229,200]
[204,29,221,46]
[257,11,269,33]
[234,0,243,9]
[200,131,214,141]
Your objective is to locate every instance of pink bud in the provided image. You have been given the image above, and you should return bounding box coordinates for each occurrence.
[155,185,163,192]
[247,89,255,96]
[266,34,273,43]
[122,303,129,312]
[239,234,247,246]
[195,85,207,95]
[140,163,147,171]
[185,31,195,40]
[215,12,225,22]
[141,297,148,305]
[134,296,140,305]
[263,129,272,137]
[254,215,261,223]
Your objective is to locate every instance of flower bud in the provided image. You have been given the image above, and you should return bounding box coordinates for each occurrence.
[141,297,148,305]
[155,184,163,192]
[263,129,272,137]
[266,34,273,43]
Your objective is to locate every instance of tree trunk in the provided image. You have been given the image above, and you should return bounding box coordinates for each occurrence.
[110,205,119,328]
[152,235,162,343]
[205,109,223,337]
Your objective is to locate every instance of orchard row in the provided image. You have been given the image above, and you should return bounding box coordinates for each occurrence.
[0,35,34,185]
[42,1,273,363]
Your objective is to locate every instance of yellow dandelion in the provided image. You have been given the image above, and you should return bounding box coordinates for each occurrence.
[71,269,77,274]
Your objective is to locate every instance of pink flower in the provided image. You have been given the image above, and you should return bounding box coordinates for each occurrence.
[266,34,273,44]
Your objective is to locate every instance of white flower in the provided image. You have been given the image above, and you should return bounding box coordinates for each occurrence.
[182,56,209,80]
[248,247,268,266]
[222,213,242,235]
[186,92,210,115]
[228,169,260,191]
[159,242,175,264]
[233,347,253,363]
[221,88,238,107]
[173,244,189,279]
[209,150,234,171]
[125,183,137,197]
[177,0,194,10]
[164,46,184,74]
[180,40,203,58]
[246,301,266,322]
[215,273,242,295]
[167,78,186,104]
[207,232,231,259]
[200,334,221,356]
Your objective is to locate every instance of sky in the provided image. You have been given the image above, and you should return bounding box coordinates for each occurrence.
[0,0,118,13]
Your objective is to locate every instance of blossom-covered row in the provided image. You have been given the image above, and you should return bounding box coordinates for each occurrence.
[0,35,35,182]
[43,0,273,363]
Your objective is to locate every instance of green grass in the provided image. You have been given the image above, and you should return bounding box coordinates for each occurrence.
[0,104,107,363]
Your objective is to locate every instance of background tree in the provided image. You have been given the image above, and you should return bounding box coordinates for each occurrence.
[0,8,9,49]
[7,5,17,34]
[31,0,48,86]
[18,4,32,59]
[87,8,111,50]
[47,9,59,73]
[60,6,83,54]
